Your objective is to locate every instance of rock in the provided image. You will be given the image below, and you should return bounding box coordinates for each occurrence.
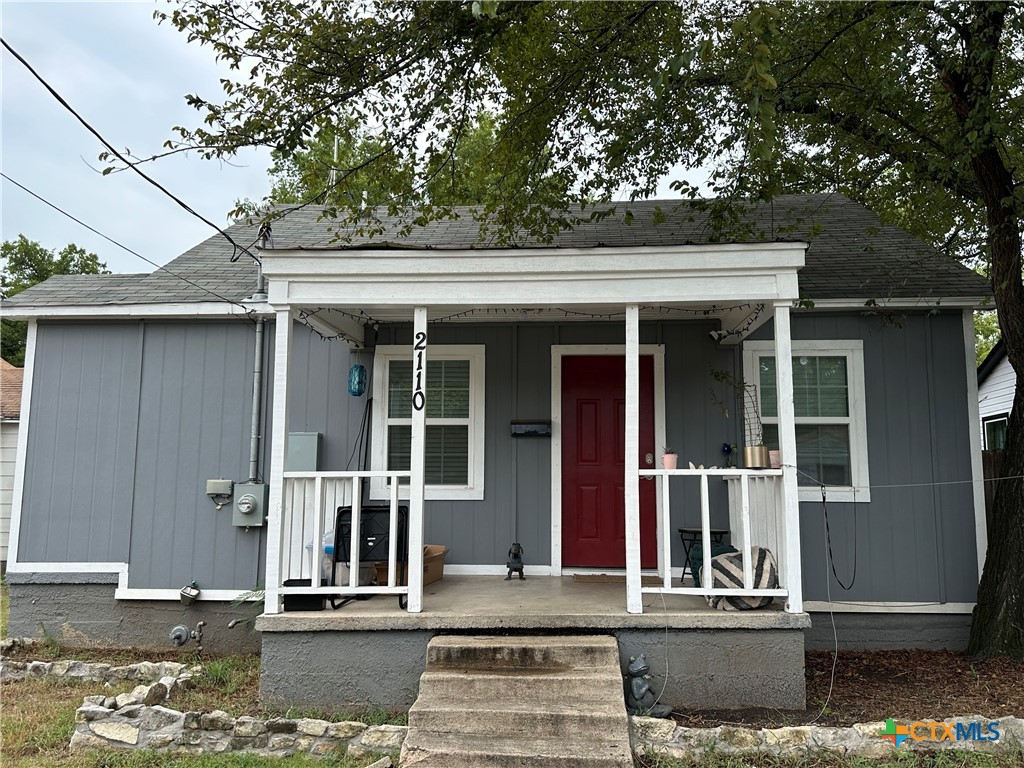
[142,683,168,706]
[134,662,160,681]
[91,721,141,745]
[49,660,72,676]
[764,726,814,749]
[293,735,315,752]
[114,693,140,709]
[183,712,203,730]
[103,697,117,709]
[716,725,763,749]
[76,705,114,723]
[327,721,366,739]
[295,718,329,736]
[359,724,407,750]
[132,684,151,698]
[310,741,342,756]
[108,665,132,681]
[147,734,176,749]
[82,695,106,706]
[234,717,268,737]
[268,733,297,751]
[852,721,886,738]
[671,729,720,753]
[141,706,184,731]
[118,705,143,719]
[70,729,111,750]
[267,718,298,733]
[200,710,236,731]
[365,758,393,768]
[27,661,50,677]
[176,730,204,746]
[631,715,678,742]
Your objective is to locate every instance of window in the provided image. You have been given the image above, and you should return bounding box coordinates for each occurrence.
[744,340,870,502]
[983,415,1008,450]
[370,345,485,500]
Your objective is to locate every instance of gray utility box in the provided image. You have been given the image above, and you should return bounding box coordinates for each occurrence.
[286,432,321,472]
[233,482,268,527]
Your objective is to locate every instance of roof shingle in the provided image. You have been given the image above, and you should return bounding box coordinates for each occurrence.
[3,194,991,308]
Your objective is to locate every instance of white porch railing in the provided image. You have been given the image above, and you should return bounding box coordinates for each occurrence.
[641,468,790,605]
[278,471,411,602]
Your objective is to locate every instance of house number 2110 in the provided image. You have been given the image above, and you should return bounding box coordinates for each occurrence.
[412,331,427,412]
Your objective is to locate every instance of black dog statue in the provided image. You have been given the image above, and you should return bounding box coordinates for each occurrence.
[505,542,525,580]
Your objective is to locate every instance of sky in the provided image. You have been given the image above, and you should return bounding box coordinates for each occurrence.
[1,0,273,274]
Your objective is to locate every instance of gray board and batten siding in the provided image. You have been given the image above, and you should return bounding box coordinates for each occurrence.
[749,311,979,605]
[18,321,273,592]
[15,311,979,608]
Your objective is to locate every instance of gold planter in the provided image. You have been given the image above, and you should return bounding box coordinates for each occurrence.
[743,445,770,469]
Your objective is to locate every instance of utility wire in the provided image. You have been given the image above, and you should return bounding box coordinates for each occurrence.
[1,172,260,324]
[1,37,260,265]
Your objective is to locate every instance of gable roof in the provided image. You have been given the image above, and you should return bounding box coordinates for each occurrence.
[1,358,23,420]
[978,339,1007,383]
[3,193,991,310]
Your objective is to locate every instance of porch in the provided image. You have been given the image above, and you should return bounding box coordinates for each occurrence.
[259,238,810,620]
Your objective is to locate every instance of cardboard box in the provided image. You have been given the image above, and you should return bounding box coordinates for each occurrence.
[374,545,447,586]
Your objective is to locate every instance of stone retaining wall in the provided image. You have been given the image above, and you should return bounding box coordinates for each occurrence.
[631,715,1024,758]
[5,643,1022,762]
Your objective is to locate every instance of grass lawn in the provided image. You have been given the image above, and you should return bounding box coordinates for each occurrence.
[637,753,1023,768]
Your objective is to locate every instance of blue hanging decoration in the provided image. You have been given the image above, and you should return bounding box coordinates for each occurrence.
[347,364,367,397]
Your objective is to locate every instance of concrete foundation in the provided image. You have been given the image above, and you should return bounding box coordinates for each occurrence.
[805,611,972,651]
[617,629,806,710]
[260,630,432,712]
[4,578,260,654]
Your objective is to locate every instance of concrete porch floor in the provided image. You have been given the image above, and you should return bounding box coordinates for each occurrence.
[255,575,809,632]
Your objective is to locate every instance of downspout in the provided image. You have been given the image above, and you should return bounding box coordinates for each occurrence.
[249,266,268,483]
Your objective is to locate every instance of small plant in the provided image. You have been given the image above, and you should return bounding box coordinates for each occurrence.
[662,447,678,455]
[38,624,62,659]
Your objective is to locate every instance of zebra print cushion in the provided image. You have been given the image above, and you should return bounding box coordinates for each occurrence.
[702,547,779,611]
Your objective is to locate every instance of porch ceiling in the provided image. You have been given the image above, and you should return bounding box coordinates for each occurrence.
[305,302,767,325]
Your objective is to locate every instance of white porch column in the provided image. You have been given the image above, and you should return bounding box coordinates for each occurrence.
[624,305,643,613]
[264,309,293,615]
[406,307,428,612]
[773,302,803,613]
[6,320,37,573]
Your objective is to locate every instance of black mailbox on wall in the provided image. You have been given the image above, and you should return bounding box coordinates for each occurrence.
[510,420,552,437]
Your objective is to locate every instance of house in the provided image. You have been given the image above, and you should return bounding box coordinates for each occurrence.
[978,339,1015,450]
[1,358,23,572]
[1,194,991,711]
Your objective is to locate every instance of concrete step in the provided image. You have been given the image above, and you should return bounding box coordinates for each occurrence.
[426,634,621,671]
[409,702,627,740]
[400,634,632,768]
[413,668,624,700]
[400,730,633,768]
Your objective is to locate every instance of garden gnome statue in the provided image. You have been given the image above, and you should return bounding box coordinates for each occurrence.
[505,542,525,580]
[625,654,672,717]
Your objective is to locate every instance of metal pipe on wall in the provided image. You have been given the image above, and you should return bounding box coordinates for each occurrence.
[248,268,268,483]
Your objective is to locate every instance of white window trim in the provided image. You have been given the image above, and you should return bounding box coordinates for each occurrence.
[744,339,871,503]
[982,414,1009,450]
[370,344,485,501]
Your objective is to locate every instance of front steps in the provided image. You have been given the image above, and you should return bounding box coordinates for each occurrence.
[400,635,633,768]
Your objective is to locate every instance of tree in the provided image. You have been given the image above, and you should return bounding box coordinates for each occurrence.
[1,236,107,365]
[153,1,1022,655]
[253,111,555,212]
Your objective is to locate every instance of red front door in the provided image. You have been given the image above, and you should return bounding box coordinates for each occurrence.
[561,355,657,568]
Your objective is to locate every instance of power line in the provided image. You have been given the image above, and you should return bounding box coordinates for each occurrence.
[1,171,260,323]
[1,37,260,265]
